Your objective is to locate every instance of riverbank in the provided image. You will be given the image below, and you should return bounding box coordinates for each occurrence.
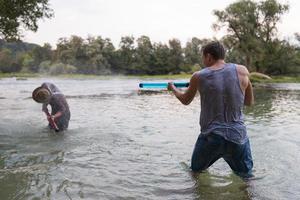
[1,72,300,83]
[0,72,192,80]
[0,73,39,79]
[250,75,300,83]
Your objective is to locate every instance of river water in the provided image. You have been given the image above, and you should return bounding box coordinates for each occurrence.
[0,77,299,200]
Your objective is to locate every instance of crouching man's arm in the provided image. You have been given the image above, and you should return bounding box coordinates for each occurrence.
[42,103,50,116]
[51,95,67,121]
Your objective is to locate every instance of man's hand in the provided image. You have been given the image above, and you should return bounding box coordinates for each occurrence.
[168,82,175,91]
[168,72,199,105]
[47,115,55,122]
[52,111,63,121]
[46,114,59,132]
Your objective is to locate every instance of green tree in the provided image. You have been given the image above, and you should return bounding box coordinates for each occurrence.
[131,36,154,74]
[30,43,52,71]
[55,37,71,63]
[0,0,53,40]
[295,33,300,57]
[65,36,86,67]
[213,0,289,73]
[86,36,115,74]
[21,53,35,72]
[54,35,117,74]
[0,48,13,72]
[152,42,171,74]
[295,33,300,64]
[0,48,22,72]
[55,36,88,73]
[184,37,203,66]
[168,39,184,74]
[117,36,135,73]
[262,40,298,74]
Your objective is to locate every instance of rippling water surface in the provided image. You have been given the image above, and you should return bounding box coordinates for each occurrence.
[0,77,300,200]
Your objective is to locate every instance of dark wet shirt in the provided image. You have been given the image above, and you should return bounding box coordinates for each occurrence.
[41,82,70,130]
[198,63,248,144]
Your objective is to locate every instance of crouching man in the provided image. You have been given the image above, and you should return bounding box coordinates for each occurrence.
[32,82,70,131]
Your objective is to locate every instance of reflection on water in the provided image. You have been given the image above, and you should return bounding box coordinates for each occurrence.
[194,172,251,200]
[0,78,300,199]
[245,88,300,119]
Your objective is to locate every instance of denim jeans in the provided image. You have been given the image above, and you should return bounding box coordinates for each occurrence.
[48,116,69,131]
[191,133,253,177]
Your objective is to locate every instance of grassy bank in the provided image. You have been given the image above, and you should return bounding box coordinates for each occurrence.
[1,72,300,83]
[250,75,300,83]
[0,73,39,78]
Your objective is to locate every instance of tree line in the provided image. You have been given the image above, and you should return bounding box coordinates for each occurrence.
[0,0,300,75]
[0,36,206,75]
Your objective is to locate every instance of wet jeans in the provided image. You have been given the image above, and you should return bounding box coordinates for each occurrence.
[48,116,69,131]
[191,133,253,177]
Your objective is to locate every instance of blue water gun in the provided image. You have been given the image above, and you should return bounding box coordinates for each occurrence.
[139,82,189,89]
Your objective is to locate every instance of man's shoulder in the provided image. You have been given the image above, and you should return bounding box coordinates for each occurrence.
[234,64,249,76]
[198,68,209,75]
[190,71,201,81]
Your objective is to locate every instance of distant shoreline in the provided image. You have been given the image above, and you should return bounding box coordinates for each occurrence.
[0,72,193,80]
[1,72,300,83]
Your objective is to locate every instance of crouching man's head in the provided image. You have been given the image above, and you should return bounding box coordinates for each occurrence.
[32,87,50,103]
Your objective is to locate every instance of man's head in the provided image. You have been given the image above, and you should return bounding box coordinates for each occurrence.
[32,87,50,103]
[202,41,225,67]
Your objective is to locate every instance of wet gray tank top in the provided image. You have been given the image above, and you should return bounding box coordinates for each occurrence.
[198,63,248,144]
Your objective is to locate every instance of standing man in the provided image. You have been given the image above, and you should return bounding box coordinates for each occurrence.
[168,41,254,177]
[32,82,71,131]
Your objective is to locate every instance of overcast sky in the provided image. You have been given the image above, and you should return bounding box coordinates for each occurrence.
[24,0,299,47]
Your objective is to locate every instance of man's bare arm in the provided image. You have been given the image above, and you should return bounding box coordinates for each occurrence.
[168,72,199,105]
[236,65,254,106]
[42,103,50,116]
[244,78,254,106]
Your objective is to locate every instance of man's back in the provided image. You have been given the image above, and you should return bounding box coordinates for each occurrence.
[198,63,248,144]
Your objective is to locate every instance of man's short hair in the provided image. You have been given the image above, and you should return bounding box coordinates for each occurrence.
[202,41,225,60]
